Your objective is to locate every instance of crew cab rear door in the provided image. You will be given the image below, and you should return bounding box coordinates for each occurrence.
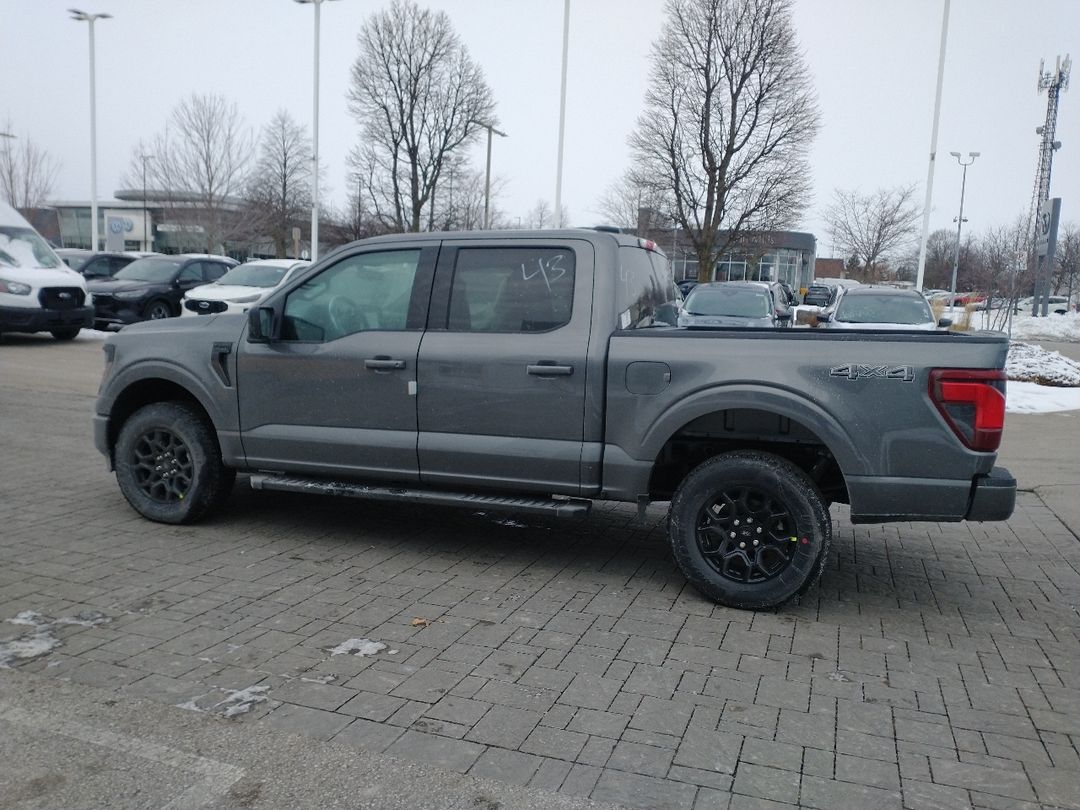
[416,239,594,495]
[236,243,438,481]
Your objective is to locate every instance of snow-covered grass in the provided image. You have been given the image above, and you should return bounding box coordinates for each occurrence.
[1007,381,1080,414]
[1007,342,1080,387]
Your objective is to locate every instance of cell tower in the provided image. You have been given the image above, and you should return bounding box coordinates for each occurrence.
[1027,54,1071,241]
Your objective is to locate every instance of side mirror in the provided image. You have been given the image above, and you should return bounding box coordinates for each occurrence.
[248,306,276,343]
[937,318,952,328]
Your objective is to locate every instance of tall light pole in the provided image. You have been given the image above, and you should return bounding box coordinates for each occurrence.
[140,154,152,251]
[948,151,979,303]
[70,9,111,251]
[915,0,950,291]
[554,0,570,228]
[294,0,339,262]
[471,121,507,229]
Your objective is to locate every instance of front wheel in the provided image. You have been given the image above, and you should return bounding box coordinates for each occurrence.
[144,300,173,320]
[114,401,235,524]
[668,452,831,609]
[51,327,81,340]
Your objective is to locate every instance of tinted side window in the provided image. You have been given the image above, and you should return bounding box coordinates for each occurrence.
[109,256,134,275]
[448,247,574,333]
[282,250,421,342]
[616,247,679,328]
[82,257,110,278]
[204,262,228,282]
[177,263,202,284]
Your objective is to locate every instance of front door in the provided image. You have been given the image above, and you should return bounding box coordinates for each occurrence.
[237,245,437,482]
[416,241,592,495]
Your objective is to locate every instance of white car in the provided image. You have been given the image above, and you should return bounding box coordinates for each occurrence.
[181,259,309,317]
[819,286,950,330]
[1016,295,1072,315]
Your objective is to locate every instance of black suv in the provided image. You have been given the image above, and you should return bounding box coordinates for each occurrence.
[88,253,236,328]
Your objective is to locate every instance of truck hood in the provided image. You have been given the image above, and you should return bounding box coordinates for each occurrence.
[87,278,155,294]
[0,264,87,289]
[112,311,247,339]
[678,313,774,328]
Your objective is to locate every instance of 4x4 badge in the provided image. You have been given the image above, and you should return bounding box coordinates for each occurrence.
[830,364,915,382]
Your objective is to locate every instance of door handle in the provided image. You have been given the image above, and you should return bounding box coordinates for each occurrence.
[365,357,406,371]
[527,363,574,377]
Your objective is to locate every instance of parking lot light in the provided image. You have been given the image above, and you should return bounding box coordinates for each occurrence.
[69,9,112,251]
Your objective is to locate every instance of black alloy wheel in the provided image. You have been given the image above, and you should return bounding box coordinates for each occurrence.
[668,451,831,609]
[130,427,194,504]
[145,300,172,320]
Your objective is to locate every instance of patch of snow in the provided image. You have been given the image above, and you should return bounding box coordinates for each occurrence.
[1,609,111,668]
[175,698,207,713]
[7,611,49,627]
[0,635,60,668]
[329,638,387,657]
[1007,310,1080,342]
[1007,342,1080,387]
[56,610,110,628]
[1007,381,1080,414]
[214,685,270,718]
[300,674,337,685]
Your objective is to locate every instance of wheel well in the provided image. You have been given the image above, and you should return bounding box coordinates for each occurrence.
[108,379,210,453]
[648,408,849,504]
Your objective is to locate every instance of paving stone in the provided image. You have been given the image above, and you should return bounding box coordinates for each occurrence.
[465,705,542,749]
[559,763,602,797]
[929,758,1036,801]
[900,778,972,810]
[558,672,623,711]
[834,753,900,790]
[271,679,357,712]
[567,708,630,738]
[423,695,491,726]
[384,730,485,773]
[331,717,405,753]
[732,762,800,804]
[468,747,543,786]
[263,703,353,741]
[800,775,902,810]
[519,725,589,761]
[338,690,406,722]
[591,768,698,809]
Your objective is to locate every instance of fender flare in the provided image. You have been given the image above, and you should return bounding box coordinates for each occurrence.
[637,382,870,478]
[102,359,234,433]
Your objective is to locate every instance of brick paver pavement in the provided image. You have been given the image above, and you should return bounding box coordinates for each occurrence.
[2,336,1079,809]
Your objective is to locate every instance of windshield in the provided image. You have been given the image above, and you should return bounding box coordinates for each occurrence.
[0,226,63,269]
[217,263,291,288]
[114,257,182,283]
[835,294,933,324]
[684,286,771,318]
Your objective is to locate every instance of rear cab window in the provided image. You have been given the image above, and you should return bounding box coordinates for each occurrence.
[616,245,679,328]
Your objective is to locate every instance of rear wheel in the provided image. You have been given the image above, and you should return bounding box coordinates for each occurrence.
[114,401,235,524]
[668,451,831,609]
[51,327,81,340]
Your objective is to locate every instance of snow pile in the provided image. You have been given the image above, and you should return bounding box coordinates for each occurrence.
[175,683,271,718]
[1007,381,1080,414]
[1007,342,1080,387]
[1007,311,1080,342]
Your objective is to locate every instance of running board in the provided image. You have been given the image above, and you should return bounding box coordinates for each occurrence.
[248,474,592,519]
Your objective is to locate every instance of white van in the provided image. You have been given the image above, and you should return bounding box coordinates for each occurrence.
[0,201,93,340]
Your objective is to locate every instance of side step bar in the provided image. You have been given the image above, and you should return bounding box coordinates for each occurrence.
[248,474,592,519]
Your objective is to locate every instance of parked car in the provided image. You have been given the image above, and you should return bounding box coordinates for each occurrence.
[0,201,92,340]
[57,249,157,280]
[182,259,309,317]
[819,286,950,330]
[678,281,789,328]
[1017,295,1071,315]
[676,278,699,298]
[802,284,836,307]
[88,253,237,328]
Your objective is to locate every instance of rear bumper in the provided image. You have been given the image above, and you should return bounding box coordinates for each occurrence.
[848,466,1016,523]
[965,466,1016,522]
[0,304,93,333]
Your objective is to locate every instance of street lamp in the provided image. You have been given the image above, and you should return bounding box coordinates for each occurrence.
[69,9,111,251]
[948,151,979,304]
[470,120,507,229]
[294,0,340,262]
[140,154,153,251]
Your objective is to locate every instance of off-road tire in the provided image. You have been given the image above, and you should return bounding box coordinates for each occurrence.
[50,327,81,340]
[114,401,234,524]
[668,451,831,609]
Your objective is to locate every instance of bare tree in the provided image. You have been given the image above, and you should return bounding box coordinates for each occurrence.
[823,185,921,282]
[347,0,496,233]
[1053,222,1079,300]
[0,120,60,209]
[522,198,568,229]
[594,171,669,231]
[246,110,312,258]
[628,0,818,282]
[125,93,252,253]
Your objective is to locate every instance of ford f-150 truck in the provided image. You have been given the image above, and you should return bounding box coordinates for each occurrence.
[93,230,1016,609]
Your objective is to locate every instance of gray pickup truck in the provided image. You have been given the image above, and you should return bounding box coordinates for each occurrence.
[93,230,1015,609]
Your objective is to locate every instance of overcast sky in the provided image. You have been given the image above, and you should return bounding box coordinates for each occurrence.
[2,0,1077,255]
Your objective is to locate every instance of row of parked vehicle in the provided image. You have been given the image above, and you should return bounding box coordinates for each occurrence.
[55,248,310,331]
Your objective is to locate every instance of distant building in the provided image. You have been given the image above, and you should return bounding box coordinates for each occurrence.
[637,208,817,293]
[813,258,845,279]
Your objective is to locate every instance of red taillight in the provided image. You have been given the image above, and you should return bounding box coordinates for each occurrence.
[929,369,1006,452]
